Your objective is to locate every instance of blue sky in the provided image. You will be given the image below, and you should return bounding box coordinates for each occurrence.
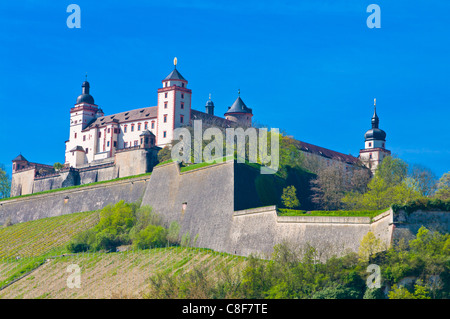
[0,0,449,178]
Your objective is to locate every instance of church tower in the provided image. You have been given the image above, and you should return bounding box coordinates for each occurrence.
[156,58,192,147]
[359,99,391,173]
[65,79,99,167]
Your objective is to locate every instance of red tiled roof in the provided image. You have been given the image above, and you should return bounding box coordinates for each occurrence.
[83,106,157,131]
[293,139,359,165]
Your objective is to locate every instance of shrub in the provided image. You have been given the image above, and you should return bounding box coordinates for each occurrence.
[133,225,167,249]
[167,221,181,245]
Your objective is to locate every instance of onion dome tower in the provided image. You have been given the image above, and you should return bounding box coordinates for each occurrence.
[359,99,391,173]
[205,94,215,115]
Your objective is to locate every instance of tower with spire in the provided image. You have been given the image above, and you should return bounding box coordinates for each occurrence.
[224,90,253,126]
[65,78,101,167]
[156,57,192,147]
[359,99,391,173]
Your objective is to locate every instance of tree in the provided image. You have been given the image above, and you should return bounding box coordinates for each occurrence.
[311,163,349,210]
[281,185,300,209]
[435,172,450,201]
[53,162,64,171]
[358,232,384,262]
[409,164,437,197]
[375,156,408,188]
[342,156,421,210]
[0,164,11,199]
[157,146,173,163]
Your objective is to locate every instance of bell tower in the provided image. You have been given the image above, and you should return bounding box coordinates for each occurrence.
[156,58,192,147]
[359,99,391,173]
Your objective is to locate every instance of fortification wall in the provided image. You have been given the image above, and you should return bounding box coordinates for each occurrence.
[1,160,449,259]
[140,160,235,253]
[392,210,450,243]
[229,207,394,259]
[0,175,149,225]
[10,168,35,197]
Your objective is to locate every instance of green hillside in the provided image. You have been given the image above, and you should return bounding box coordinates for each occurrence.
[0,211,99,259]
[0,212,246,299]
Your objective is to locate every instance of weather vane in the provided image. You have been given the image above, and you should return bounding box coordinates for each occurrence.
[174,57,177,68]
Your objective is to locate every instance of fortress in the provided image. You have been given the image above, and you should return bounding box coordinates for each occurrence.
[3,58,434,260]
[10,59,390,197]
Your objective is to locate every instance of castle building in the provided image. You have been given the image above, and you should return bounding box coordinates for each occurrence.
[359,100,391,173]
[64,58,253,168]
[10,59,389,197]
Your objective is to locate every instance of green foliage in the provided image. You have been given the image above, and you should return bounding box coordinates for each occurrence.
[0,164,11,199]
[358,232,384,262]
[167,221,181,245]
[363,287,386,299]
[53,162,64,170]
[388,284,431,299]
[66,201,170,253]
[392,198,450,214]
[342,156,422,210]
[435,172,450,201]
[133,225,167,249]
[311,284,360,299]
[281,185,300,209]
[278,209,387,218]
[157,146,173,163]
[180,232,191,247]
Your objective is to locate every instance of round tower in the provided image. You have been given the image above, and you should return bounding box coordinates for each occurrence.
[224,90,253,126]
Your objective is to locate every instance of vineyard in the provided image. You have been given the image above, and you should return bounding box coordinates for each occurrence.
[0,247,247,299]
[0,211,99,259]
[0,212,247,298]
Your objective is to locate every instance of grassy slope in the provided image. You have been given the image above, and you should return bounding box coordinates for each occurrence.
[0,211,99,259]
[0,212,246,299]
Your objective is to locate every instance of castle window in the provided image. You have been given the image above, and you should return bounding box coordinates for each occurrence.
[181,102,184,109]
[144,122,148,130]
[86,148,89,154]
[124,126,127,133]
[164,115,167,123]
[74,133,77,139]
[163,131,167,138]
[134,140,138,146]
[131,125,134,132]
[369,142,372,147]
[181,83,185,88]
[180,115,184,124]
[138,123,141,131]
[83,135,86,141]
[113,141,117,147]
[370,153,373,159]
[165,93,168,98]
[107,141,110,147]
[164,102,168,109]
[181,93,184,99]
[114,128,118,134]
[151,121,155,129]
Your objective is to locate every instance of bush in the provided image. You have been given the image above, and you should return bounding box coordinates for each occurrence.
[167,221,181,245]
[392,198,450,214]
[363,288,386,299]
[67,201,168,253]
[133,225,167,249]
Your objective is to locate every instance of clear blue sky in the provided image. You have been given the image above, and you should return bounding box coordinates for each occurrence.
[0,1,449,178]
